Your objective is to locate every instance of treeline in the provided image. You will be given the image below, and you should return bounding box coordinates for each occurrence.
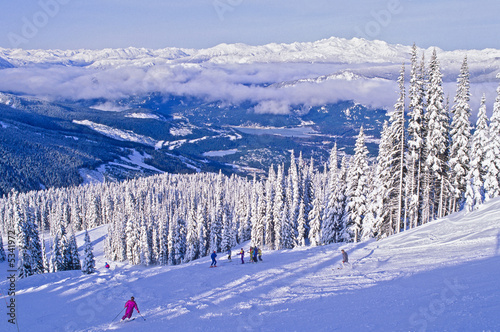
[0,46,499,278]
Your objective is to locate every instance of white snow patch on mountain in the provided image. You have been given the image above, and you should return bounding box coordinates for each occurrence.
[169,127,193,136]
[73,120,158,147]
[125,113,160,120]
[90,102,129,112]
[202,149,239,157]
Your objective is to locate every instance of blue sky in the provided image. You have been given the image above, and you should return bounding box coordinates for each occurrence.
[0,0,499,50]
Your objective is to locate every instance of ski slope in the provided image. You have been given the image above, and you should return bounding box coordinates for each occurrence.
[1,198,500,332]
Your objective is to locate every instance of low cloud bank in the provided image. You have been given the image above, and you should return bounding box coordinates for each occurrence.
[0,61,496,114]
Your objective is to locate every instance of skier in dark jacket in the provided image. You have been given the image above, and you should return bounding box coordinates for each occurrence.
[253,246,259,263]
[210,251,217,267]
[238,248,245,264]
[341,249,349,268]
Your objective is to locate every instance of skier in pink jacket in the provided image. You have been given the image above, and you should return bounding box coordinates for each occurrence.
[121,296,140,321]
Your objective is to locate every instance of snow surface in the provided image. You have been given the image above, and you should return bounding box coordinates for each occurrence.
[234,126,315,138]
[124,113,160,120]
[73,120,158,147]
[1,198,500,332]
[202,149,239,158]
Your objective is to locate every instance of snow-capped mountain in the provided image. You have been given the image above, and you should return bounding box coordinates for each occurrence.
[0,37,498,195]
[0,37,498,114]
[1,37,500,69]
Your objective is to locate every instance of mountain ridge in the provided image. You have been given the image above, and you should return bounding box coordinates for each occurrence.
[1,36,500,69]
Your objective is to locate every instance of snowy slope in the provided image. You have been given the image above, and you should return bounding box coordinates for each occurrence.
[1,198,500,332]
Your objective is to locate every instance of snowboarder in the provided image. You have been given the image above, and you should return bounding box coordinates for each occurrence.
[121,296,140,321]
[227,249,232,262]
[341,249,350,268]
[239,248,245,264]
[105,262,110,269]
[258,248,263,261]
[210,250,217,267]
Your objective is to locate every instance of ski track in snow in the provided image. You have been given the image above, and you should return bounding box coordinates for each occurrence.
[1,199,500,331]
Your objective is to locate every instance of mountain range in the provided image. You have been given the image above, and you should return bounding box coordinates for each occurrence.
[0,37,499,196]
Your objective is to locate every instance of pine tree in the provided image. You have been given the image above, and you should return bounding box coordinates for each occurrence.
[289,150,301,246]
[211,171,224,252]
[51,233,64,272]
[296,201,307,246]
[81,230,96,274]
[449,56,472,211]
[322,143,339,244]
[196,202,208,258]
[67,233,81,270]
[466,95,489,211]
[273,164,285,249]
[17,207,44,278]
[406,45,426,228]
[484,80,500,200]
[373,122,393,237]
[185,203,199,262]
[343,127,370,242]
[423,49,449,221]
[389,63,407,232]
[0,232,6,262]
[308,174,323,246]
[264,165,276,249]
[139,219,152,265]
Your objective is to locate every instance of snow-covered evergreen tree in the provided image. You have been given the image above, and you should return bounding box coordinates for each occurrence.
[51,233,64,272]
[449,56,472,211]
[406,45,426,229]
[423,49,449,221]
[264,165,276,249]
[139,219,152,266]
[466,95,489,211]
[81,230,96,274]
[66,232,81,271]
[343,127,370,242]
[273,164,285,249]
[17,207,44,278]
[0,232,5,262]
[389,63,407,232]
[484,80,500,200]
[322,143,339,244]
[308,173,323,246]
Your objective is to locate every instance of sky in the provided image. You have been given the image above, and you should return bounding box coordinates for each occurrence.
[0,0,499,51]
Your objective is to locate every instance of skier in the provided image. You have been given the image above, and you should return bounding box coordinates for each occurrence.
[258,248,263,262]
[121,296,140,321]
[341,249,349,268]
[248,247,254,263]
[227,249,232,262]
[105,262,110,269]
[210,250,217,267]
[238,248,245,264]
[253,246,259,263]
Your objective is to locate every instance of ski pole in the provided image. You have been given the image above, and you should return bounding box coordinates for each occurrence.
[111,308,125,322]
[138,311,146,321]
